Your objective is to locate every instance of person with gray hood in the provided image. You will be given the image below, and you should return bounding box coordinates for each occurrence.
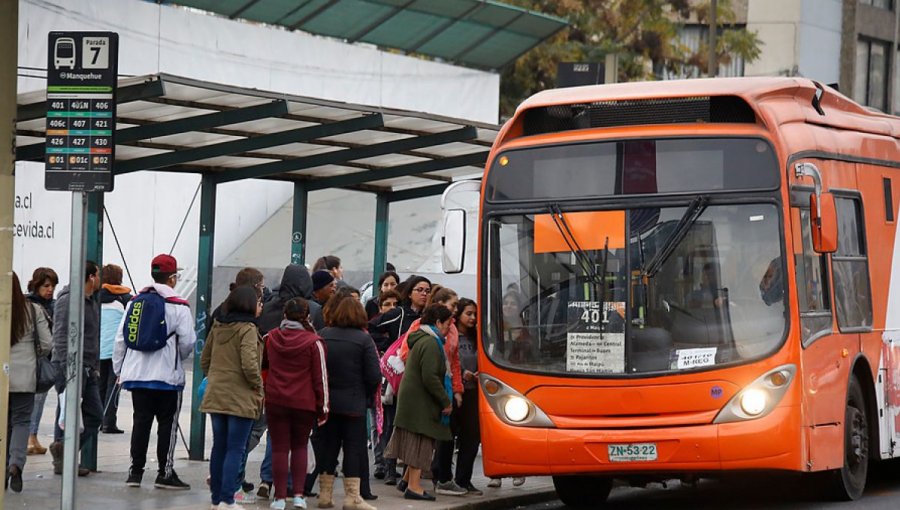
[48,260,102,477]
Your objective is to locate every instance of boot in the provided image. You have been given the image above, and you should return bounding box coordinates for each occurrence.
[342,478,376,510]
[28,434,47,455]
[317,473,335,509]
[50,441,63,474]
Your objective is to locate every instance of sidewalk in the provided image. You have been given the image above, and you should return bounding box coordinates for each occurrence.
[6,381,557,509]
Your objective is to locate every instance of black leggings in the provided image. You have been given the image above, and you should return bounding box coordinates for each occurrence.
[318,414,367,478]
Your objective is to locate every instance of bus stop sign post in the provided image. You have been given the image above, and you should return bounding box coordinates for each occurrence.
[45,31,117,510]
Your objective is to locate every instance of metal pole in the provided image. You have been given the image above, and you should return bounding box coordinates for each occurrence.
[81,191,103,471]
[291,182,308,266]
[0,3,19,509]
[708,0,718,78]
[190,176,216,460]
[62,192,87,510]
[373,193,389,297]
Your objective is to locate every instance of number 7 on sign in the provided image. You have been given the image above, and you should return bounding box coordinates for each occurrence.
[82,37,109,69]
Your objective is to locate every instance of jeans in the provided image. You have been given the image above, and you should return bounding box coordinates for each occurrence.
[29,390,48,435]
[209,413,254,506]
[53,368,103,447]
[99,359,120,430]
[130,389,180,476]
[267,404,315,499]
[7,393,36,470]
[237,409,267,486]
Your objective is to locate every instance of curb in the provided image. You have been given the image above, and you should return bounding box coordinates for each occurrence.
[442,488,558,510]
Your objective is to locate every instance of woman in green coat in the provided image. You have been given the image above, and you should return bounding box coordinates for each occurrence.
[385,304,454,501]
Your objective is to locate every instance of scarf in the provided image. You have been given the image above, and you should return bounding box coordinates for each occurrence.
[421,325,453,426]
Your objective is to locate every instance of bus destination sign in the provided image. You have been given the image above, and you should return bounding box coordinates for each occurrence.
[45,31,118,192]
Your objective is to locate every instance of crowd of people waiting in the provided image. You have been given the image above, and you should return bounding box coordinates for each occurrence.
[5,253,524,510]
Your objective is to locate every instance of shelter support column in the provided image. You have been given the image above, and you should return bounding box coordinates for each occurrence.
[373,193,389,296]
[291,182,308,266]
[0,0,18,505]
[190,176,216,460]
[80,192,104,471]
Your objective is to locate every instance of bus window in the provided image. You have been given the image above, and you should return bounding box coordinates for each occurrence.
[833,196,873,330]
[795,207,832,345]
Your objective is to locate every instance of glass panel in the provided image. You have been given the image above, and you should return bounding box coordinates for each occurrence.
[795,209,832,343]
[856,40,869,106]
[486,138,779,202]
[868,41,888,111]
[833,260,873,329]
[486,203,787,377]
[836,198,863,256]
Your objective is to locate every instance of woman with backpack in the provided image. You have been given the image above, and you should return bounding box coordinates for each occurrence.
[7,272,53,492]
[200,286,265,510]
[264,297,328,510]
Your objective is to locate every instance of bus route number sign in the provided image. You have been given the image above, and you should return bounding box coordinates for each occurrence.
[45,31,118,192]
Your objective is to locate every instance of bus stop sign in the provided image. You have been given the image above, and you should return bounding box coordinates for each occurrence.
[45,31,118,192]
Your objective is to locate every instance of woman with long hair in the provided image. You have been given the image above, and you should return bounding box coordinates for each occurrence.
[364,271,400,319]
[7,272,52,492]
[25,267,57,456]
[448,298,482,494]
[385,304,455,501]
[264,297,328,510]
[201,286,265,510]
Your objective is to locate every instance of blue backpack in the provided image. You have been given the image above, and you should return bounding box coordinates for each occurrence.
[123,289,187,351]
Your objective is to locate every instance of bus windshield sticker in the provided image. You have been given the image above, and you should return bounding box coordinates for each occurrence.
[675,347,717,370]
[566,301,626,373]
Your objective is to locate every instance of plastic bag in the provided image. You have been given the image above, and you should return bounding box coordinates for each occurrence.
[57,389,85,434]
[307,436,316,473]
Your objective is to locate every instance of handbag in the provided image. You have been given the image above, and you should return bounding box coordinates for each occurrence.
[32,305,55,393]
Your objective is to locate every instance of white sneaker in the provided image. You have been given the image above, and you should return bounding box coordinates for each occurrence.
[219,504,246,510]
[487,478,502,488]
[269,499,286,510]
[292,495,307,509]
[234,490,256,504]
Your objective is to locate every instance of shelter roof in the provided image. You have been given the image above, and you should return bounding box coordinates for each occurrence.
[15,73,498,197]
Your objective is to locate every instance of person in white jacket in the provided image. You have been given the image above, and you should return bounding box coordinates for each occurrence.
[113,254,196,490]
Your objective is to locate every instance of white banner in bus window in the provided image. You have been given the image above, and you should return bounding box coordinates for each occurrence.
[566,301,625,374]
[675,347,717,370]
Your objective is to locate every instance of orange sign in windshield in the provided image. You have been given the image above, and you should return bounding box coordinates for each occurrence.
[534,210,626,253]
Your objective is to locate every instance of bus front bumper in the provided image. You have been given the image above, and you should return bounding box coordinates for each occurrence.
[481,405,803,477]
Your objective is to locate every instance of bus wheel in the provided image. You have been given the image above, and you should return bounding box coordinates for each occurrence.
[831,376,869,500]
[552,475,612,508]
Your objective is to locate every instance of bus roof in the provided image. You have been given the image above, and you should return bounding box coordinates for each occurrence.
[513,77,900,141]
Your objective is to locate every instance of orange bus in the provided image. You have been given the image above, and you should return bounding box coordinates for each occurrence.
[441,78,900,506]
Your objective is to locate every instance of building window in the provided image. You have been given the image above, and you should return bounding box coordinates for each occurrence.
[855,38,890,111]
[859,0,893,9]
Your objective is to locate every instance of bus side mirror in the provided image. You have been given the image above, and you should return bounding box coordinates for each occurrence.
[442,209,466,273]
[810,192,837,253]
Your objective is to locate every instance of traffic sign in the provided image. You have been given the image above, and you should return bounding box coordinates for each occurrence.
[45,32,118,192]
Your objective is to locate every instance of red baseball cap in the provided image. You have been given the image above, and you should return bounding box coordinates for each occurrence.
[151,254,181,274]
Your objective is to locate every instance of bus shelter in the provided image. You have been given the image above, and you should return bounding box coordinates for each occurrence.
[14,72,499,462]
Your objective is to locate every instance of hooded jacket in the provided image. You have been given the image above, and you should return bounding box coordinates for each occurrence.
[258,264,321,335]
[200,312,264,420]
[264,320,329,417]
[99,284,133,361]
[112,283,196,391]
[52,284,101,372]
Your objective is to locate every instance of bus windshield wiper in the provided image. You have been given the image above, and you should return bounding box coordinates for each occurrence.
[642,195,709,279]
[548,203,603,285]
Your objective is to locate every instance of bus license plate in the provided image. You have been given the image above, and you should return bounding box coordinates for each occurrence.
[607,443,657,462]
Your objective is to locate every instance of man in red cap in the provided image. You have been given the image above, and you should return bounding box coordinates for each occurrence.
[113,254,196,490]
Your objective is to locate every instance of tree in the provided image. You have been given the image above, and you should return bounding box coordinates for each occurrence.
[500,0,762,117]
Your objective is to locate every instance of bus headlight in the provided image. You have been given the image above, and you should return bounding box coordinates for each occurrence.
[504,396,530,422]
[714,364,796,424]
[740,389,767,416]
[479,374,555,428]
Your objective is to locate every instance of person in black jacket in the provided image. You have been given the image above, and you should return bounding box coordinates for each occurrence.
[316,294,381,510]
[364,271,400,319]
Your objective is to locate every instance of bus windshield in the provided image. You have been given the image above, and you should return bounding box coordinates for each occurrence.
[485,202,787,376]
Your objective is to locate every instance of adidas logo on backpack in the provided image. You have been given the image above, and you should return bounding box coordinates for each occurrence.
[124,288,188,351]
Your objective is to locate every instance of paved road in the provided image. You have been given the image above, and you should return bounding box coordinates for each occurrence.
[513,459,900,510]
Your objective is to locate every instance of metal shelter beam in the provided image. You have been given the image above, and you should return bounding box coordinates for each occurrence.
[190,176,216,460]
[81,192,104,472]
[387,183,452,203]
[214,126,477,184]
[115,114,384,175]
[305,151,489,191]
[17,77,165,123]
[291,182,308,266]
[372,193,389,292]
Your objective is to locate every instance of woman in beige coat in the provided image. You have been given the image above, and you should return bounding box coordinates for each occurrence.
[200,286,264,510]
[7,272,52,492]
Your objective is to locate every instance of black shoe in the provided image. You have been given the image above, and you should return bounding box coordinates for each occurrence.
[8,465,22,493]
[241,481,254,493]
[362,492,378,501]
[384,473,397,486]
[373,467,385,480]
[397,480,408,492]
[154,471,190,490]
[403,488,436,501]
[126,468,143,487]
[102,426,125,434]
[77,466,90,477]
[463,482,483,496]
[256,481,271,499]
